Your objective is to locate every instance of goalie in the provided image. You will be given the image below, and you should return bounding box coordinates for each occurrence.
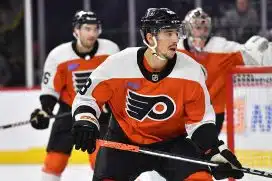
[177,7,270,135]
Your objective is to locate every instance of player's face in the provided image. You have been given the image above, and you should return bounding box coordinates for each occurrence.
[156,28,179,59]
[190,26,209,50]
[189,18,210,51]
[78,24,100,48]
[191,25,209,38]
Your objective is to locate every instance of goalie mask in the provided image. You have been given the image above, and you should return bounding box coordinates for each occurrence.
[140,8,187,60]
[184,8,211,52]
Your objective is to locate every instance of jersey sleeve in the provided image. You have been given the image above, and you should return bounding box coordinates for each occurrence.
[220,37,271,66]
[99,39,120,55]
[184,66,216,138]
[221,38,243,52]
[111,43,120,54]
[72,57,114,121]
[214,36,268,66]
[41,50,64,99]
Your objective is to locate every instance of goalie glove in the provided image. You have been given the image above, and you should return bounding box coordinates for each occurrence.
[205,140,244,180]
[30,109,50,130]
[242,35,269,65]
[72,113,100,154]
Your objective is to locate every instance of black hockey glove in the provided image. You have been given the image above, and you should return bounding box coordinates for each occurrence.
[31,95,57,130]
[30,109,50,130]
[205,140,244,180]
[72,120,100,154]
[191,123,244,180]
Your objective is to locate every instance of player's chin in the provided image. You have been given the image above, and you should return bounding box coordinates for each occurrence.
[84,42,95,48]
[167,49,176,59]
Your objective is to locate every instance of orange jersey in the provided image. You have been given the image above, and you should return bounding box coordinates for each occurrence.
[177,37,246,113]
[72,47,215,145]
[41,39,119,106]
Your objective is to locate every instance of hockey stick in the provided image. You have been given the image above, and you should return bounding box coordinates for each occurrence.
[0,112,71,130]
[98,139,272,179]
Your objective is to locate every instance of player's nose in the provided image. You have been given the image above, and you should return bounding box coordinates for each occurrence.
[171,34,179,43]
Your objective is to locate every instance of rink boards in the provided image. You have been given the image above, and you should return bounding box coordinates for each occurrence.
[0,89,271,169]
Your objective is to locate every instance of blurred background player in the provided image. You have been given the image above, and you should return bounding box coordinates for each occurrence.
[29,10,119,181]
[178,7,269,135]
[71,8,243,181]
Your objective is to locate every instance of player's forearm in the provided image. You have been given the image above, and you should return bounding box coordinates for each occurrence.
[72,93,101,121]
[73,105,98,119]
[72,98,101,131]
[40,94,58,115]
[40,84,60,115]
[41,83,60,100]
[190,123,219,153]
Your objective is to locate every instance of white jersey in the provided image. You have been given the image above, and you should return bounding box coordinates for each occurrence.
[177,36,270,113]
[178,36,263,65]
[178,36,242,52]
[72,47,215,144]
[41,38,119,106]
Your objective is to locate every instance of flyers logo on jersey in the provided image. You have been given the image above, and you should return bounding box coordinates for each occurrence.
[72,70,93,92]
[125,90,176,122]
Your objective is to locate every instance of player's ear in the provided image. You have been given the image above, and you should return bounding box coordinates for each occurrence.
[73,28,79,38]
[146,33,155,46]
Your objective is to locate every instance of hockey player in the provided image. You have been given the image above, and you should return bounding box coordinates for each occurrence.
[71,8,244,181]
[178,8,269,135]
[29,10,119,181]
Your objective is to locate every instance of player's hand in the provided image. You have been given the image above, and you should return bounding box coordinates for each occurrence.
[243,35,269,65]
[245,35,268,53]
[30,109,50,129]
[72,119,99,154]
[205,140,244,180]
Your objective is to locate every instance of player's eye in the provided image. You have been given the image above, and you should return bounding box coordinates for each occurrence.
[167,32,173,36]
[84,27,91,31]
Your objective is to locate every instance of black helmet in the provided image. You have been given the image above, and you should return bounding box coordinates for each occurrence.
[72,10,101,28]
[140,8,185,40]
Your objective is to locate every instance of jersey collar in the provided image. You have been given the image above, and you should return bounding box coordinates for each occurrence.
[137,47,177,83]
[183,37,211,52]
[72,40,99,60]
